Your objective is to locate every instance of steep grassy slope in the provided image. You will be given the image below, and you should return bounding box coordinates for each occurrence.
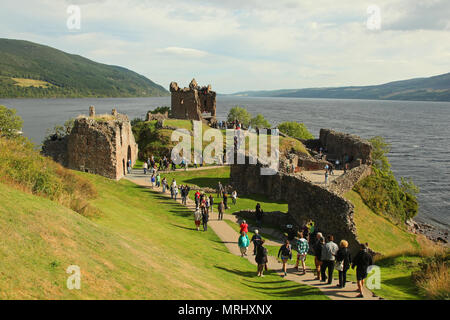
[0,174,326,299]
[0,38,168,98]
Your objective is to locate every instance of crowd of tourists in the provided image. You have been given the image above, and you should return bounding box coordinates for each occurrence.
[139,156,373,298]
[236,217,374,298]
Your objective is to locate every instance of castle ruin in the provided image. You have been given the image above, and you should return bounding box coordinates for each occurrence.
[169,79,216,123]
[230,129,374,255]
[42,107,138,180]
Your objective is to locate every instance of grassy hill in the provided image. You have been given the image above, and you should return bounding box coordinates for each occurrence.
[0,38,168,98]
[0,136,325,299]
[232,72,450,102]
[132,119,309,162]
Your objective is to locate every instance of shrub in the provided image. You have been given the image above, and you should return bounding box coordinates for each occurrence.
[249,114,271,129]
[354,168,418,223]
[227,106,251,127]
[412,252,450,300]
[0,105,23,138]
[0,136,99,218]
[277,121,314,140]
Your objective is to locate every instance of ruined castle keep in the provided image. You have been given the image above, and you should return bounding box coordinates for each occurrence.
[169,79,216,122]
[42,107,138,180]
[230,129,374,254]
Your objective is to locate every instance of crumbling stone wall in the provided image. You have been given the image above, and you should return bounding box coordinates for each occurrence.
[170,79,216,122]
[231,160,361,254]
[319,129,372,168]
[43,108,138,180]
[328,165,372,196]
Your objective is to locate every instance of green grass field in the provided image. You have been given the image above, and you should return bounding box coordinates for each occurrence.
[0,172,326,299]
[160,166,289,213]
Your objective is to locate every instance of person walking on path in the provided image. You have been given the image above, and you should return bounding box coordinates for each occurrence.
[194,190,201,209]
[127,159,132,174]
[194,208,202,231]
[352,243,373,298]
[209,195,214,213]
[150,173,156,188]
[223,193,229,209]
[218,201,225,220]
[320,235,339,284]
[240,220,249,234]
[217,182,223,198]
[202,208,209,232]
[255,203,263,227]
[162,177,167,193]
[294,232,309,275]
[336,240,352,288]
[205,196,210,215]
[251,230,262,255]
[278,239,292,277]
[314,235,325,280]
[231,190,237,205]
[324,170,329,185]
[173,185,178,201]
[238,231,250,257]
[156,173,161,188]
[255,240,268,277]
[143,161,148,175]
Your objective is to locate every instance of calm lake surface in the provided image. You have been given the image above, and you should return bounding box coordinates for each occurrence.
[1,96,449,231]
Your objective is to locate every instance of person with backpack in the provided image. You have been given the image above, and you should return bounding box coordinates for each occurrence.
[238,231,250,257]
[278,239,292,277]
[201,207,209,232]
[320,235,339,284]
[336,240,352,288]
[255,239,268,277]
[314,235,325,280]
[251,230,262,255]
[352,243,373,298]
[294,232,309,275]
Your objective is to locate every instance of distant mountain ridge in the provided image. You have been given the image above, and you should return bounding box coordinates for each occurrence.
[231,73,450,102]
[0,38,168,98]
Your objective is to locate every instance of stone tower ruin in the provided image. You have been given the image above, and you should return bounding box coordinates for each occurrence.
[42,107,138,180]
[169,78,216,123]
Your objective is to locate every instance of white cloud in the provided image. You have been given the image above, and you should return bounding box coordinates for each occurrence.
[0,0,449,93]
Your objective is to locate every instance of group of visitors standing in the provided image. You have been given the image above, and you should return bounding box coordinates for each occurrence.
[312,233,373,297]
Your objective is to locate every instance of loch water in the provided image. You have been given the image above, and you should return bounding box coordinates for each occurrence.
[1,96,449,232]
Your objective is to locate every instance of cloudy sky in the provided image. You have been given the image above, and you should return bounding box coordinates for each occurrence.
[1,0,449,93]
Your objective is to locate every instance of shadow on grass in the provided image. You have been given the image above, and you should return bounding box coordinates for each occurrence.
[215,266,326,299]
[170,223,197,231]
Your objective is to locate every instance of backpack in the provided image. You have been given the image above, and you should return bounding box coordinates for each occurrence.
[281,245,291,257]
